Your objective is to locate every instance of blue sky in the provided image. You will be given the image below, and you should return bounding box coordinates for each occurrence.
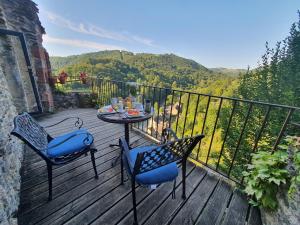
[35,0,299,69]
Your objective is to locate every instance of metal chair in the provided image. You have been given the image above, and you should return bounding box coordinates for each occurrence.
[119,128,204,225]
[11,112,98,201]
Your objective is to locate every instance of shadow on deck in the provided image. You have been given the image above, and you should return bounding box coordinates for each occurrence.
[18,108,262,225]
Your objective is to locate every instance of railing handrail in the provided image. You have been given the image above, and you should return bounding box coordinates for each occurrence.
[94,77,300,110]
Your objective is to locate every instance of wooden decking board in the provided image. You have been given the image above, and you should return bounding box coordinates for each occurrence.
[221,190,250,225]
[62,177,136,225]
[95,164,192,225]
[18,109,261,225]
[168,174,219,225]
[36,173,129,225]
[248,206,262,225]
[20,153,120,212]
[117,164,194,225]
[144,167,207,225]
[20,164,122,224]
[195,181,233,225]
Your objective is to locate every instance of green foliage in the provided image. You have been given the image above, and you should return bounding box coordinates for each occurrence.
[50,51,239,89]
[243,150,289,210]
[244,136,300,210]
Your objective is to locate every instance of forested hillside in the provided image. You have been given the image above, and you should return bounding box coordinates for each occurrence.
[50,51,242,93]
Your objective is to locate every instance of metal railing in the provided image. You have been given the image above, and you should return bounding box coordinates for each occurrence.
[54,77,300,185]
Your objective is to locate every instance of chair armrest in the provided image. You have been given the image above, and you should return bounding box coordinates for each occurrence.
[161,128,179,144]
[47,132,93,150]
[43,117,83,129]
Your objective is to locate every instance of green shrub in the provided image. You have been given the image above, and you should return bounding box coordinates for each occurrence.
[243,150,289,210]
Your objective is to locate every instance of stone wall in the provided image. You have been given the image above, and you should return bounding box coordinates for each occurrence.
[53,92,97,110]
[0,0,53,112]
[0,1,52,224]
[0,66,23,225]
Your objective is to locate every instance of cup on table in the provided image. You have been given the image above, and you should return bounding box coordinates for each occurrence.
[117,102,124,113]
[111,97,118,105]
[111,98,118,111]
[134,102,144,112]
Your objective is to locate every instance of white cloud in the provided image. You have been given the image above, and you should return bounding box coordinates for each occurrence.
[43,35,126,51]
[42,9,155,47]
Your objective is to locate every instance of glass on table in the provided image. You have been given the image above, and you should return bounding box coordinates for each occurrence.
[111,98,118,111]
[111,97,118,105]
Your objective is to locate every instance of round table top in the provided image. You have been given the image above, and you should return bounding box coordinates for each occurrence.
[97,112,152,124]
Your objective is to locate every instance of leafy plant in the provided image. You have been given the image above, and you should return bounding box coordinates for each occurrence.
[243,150,289,210]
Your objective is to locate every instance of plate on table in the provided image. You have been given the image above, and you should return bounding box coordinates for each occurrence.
[97,105,117,115]
[127,109,144,118]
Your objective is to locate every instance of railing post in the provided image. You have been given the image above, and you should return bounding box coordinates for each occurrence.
[228,103,253,177]
[206,97,223,164]
[272,108,295,152]
[196,95,211,161]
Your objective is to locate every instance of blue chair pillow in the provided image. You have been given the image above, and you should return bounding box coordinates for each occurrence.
[47,129,93,158]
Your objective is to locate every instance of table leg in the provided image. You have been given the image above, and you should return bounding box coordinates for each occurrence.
[125,123,130,144]
[111,123,130,167]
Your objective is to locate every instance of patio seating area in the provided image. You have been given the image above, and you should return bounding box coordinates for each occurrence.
[18,108,262,225]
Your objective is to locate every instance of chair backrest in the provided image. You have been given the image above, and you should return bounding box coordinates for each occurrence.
[134,134,205,175]
[11,112,49,155]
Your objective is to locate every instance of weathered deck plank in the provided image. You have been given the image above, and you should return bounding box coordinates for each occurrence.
[18,108,262,225]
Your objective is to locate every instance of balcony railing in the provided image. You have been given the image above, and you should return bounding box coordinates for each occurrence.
[54,77,300,185]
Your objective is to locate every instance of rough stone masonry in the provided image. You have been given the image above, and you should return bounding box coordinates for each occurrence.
[0,0,53,224]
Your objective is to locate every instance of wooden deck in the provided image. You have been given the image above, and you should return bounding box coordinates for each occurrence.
[19,108,262,225]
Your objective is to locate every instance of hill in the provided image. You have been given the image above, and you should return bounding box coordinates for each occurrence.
[50,50,240,89]
[209,67,247,77]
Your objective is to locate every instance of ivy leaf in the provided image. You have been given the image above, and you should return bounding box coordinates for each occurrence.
[249,199,259,206]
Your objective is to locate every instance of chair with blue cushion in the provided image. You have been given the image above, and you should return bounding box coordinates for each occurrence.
[11,112,98,201]
[119,128,204,225]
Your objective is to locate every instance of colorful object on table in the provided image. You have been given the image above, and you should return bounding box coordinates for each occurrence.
[98,105,116,114]
[127,109,144,117]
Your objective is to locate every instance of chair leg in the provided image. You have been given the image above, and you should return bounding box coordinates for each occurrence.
[47,163,52,201]
[182,158,187,199]
[131,176,138,225]
[90,149,98,179]
[120,148,124,185]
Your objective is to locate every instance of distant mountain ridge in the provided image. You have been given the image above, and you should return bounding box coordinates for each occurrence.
[210,67,246,77]
[50,50,243,88]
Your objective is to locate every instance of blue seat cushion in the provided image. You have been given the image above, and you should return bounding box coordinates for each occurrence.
[47,129,93,158]
[127,145,178,185]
